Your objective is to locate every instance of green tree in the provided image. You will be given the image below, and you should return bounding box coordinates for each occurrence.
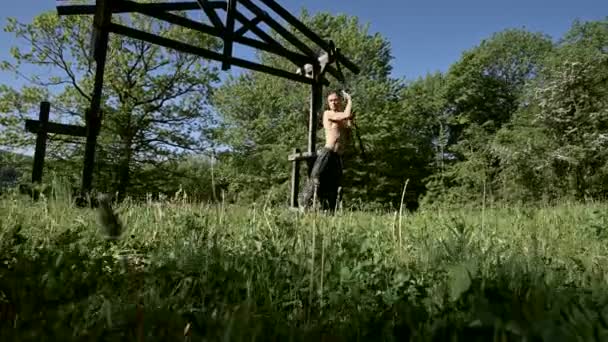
[0,9,220,198]
[494,18,608,201]
[393,72,449,209]
[423,29,554,205]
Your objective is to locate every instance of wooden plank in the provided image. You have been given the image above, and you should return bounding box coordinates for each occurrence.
[222,0,236,70]
[232,10,329,86]
[58,0,356,81]
[123,1,326,84]
[196,0,224,29]
[290,148,300,207]
[56,1,222,15]
[234,15,261,37]
[91,0,112,63]
[237,0,343,82]
[287,150,315,161]
[108,22,315,84]
[258,0,360,74]
[31,101,50,184]
[90,0,111,120]
[60,0,333,83]
[25,120,87,137]
[124,1,312,68]
[238,34,309,66]
[239,0,314,57]
[308,67,322,154]
[232,11,282,52]
[82,0,111,194]
[130,2,220,35]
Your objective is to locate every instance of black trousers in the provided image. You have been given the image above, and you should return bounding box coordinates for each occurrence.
[299,147,343,211]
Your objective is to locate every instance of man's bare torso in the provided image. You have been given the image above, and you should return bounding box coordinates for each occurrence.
[323,110,352,155]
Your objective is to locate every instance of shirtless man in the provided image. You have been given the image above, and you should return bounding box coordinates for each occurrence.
[300,90,354,211]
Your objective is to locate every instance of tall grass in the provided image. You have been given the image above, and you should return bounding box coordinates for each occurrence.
[2,185,608,341]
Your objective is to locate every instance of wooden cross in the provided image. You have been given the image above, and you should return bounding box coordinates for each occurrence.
[24,101,87,185]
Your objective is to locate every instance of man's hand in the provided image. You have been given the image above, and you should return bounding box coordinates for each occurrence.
[341,90,351,102]
[341,91,353,123]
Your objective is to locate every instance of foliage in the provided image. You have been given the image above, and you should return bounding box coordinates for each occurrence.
[491,18,608,203]
[0,9,220,198]
[421,29,555,206]
[2,188,608,339]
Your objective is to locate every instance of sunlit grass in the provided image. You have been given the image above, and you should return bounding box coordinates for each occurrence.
[2,185,608,340]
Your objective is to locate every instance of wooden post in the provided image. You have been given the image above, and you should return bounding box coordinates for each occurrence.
[82,0,111,195]
[31,101,50,184]
[306,65,323,175]
[288,64,323,208]
[221,0,236,70]
[290,148,300,207]
[82,109,100,194]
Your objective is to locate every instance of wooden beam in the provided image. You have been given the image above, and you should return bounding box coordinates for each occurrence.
[238,34,309,66]
[234,15,262,37]
[57,0,358,82]
[232,11,280,50]
[25,120,87,137]
[258,0,360,75]
[233,11,301,62]
[130,2,219,35]
[287,150,315,161]
[222,0,236,70]
[239,0,314,58]
[129,2,328,84]
[232,10,329,86]
[238,0,343,82]
[90,0,111,119]
[31,102,50,185]
[82,0,112,194]
[290,147,300,207]
[108,22,315,84]
[308,66,322,154]
[59,0,337,83]
[56,1,223,16]
[196,0,224,30]
[123,1,312,68]
[91,0,112,63]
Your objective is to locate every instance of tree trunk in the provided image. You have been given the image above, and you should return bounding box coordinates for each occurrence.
[117,137,132,201]
[575,164,586,200]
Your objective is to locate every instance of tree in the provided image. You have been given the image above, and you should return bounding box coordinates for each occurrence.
[422,28,554,205]
[494,18,608,201]
[0,9,220,198]
[388,72,448,209]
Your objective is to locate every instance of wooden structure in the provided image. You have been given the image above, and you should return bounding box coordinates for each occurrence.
[25,101,88,183]
[54,0,360,206]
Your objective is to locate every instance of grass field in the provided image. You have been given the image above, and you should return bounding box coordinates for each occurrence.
[2,187,608,341]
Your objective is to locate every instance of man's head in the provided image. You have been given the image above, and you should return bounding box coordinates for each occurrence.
[327,90,343,111]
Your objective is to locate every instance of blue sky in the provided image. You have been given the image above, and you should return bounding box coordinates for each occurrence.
[0,0,606,88]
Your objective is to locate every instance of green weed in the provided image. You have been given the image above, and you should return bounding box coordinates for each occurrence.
[1,190,608,341]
